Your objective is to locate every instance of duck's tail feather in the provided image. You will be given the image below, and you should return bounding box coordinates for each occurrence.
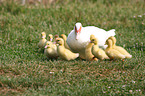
[107,29,116,38]
[125,55,132,58]
[76,53,79,57]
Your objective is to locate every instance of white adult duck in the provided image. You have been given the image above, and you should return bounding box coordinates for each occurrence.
[66,22,116,59]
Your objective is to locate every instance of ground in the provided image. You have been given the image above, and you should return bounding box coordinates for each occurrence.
[0,0,145,95]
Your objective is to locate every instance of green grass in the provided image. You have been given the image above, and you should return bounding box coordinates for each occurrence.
[0,0,145,95]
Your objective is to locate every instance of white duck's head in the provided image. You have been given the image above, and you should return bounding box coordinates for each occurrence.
[74,22,82,40]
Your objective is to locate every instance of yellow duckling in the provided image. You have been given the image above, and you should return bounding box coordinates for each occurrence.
[38,32,47,49]
[44,41,58,59]
[90,35,109,60]
[108,36,132,58]
[56,38,79,61]
[54,34,59,43]
[105,39,125,60]
[60,34,71,50]
[85,39,98,61]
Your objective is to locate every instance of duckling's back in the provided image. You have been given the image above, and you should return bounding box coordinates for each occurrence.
[113,46,132,58]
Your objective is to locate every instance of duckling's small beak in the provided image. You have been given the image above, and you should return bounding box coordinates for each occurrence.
[42,36,45,38]
[50,38,53,41]
[44,45,47,48]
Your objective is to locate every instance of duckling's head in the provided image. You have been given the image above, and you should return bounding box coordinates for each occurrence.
[90,35,98,44]
[48,34,53,41]
[90,34,96,40]
[105,39,113,47]
[108,36,116,45]
[90,38,98,45]
[60,34,67,41]
[45,41,52,48]
[56,38,64,45]
[41,32,46,39]
[54,34,59,39]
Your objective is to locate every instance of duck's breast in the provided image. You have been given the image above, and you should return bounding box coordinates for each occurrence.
[67,26,113,53]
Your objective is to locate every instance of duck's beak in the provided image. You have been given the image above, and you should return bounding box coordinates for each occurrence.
[76,33,80,40]
[44,45,47,48]
[75,26,82,40]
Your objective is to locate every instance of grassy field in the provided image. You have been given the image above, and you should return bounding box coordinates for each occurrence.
[0,0,145,95]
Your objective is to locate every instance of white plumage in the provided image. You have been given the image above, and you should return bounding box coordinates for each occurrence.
[66,22,116,59]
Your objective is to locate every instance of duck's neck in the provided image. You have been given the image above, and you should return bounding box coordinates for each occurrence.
[42,38,46,40]
[94,43,99,49]
[86,42,93,49]
[94,42,98,46]
[112,37,116,47]
[107,41,113,49]
[63,37,67,42]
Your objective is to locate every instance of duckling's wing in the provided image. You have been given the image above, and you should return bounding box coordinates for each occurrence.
[64,49,79,60]
[107,49,125,59]
[114,46,132,56]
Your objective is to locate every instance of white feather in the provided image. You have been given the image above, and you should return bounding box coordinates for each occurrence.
[67,23,116,59]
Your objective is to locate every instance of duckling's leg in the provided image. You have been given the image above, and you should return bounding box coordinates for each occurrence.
[93,58,98,61]
[122,59,125,62]
[109,57,114,61]
[92,57,98,61]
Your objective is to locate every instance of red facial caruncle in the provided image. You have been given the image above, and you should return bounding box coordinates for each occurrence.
[75,26,82,33]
